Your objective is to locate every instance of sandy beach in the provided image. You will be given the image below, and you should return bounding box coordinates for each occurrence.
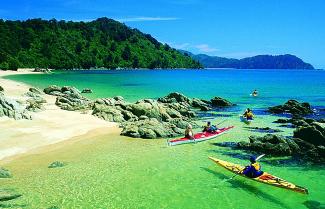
[0,70,118,161]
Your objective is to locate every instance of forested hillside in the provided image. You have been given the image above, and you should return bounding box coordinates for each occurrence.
[0,18,201,70]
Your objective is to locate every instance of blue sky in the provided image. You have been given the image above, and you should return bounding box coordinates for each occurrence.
[1,0,325,68]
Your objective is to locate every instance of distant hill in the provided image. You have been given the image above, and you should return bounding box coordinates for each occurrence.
[0,18,202,70]
[180,51,314,69]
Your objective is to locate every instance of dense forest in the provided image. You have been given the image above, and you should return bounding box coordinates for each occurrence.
[182,51,314,69]
[0,18,202,70]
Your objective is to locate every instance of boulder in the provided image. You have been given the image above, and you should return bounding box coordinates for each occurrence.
[210,97,234,107]
[236,134,298,156]
[55,95,89,111]
[268,100,313,116]
[29,87,42,95]
[293,124,325,146]
[158,92,191,103]
[0,86,3,92]
[0,94,31,120]
[121,118,183,139]
[81,88,93,93]
[92,104,127,122]
[191,98,211,111]
[43,85,63,96]
[26,96,46,112]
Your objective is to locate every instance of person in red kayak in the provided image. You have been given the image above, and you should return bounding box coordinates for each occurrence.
[185,124,195,139]
[203,121,217,133]
[241,156,264,178]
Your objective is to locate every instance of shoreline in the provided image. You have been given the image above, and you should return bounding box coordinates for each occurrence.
[0,70,119,161]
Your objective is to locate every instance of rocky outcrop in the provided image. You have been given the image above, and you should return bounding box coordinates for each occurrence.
[81,88,93,93]
[293,122,325,146]
[121,118,185,139]
[268,100,313,116]
[44,85,90,111]
[158,92,191,103]
[210,97,234,107]
[236,134,300,156]
[217,121,325,163]
[25,88,46,112]
[0,94,31,120]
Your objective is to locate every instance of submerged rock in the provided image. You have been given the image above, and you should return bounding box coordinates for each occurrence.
[268,100,313,116]
[244,126,283,133]
[293,123,325,146]
[0,86,3,92]
[0,168,12,178]
[48,161,65,168]
[0,189,22,202]
[81,88,93,93]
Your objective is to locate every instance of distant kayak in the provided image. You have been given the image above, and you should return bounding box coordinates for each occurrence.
[168,126,234,146]
[240,115,253,124]
[209,157,309,194]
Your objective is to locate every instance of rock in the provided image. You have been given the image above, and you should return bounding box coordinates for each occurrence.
[29,87,42,95]
[244,127,283,133]
[158,92,190,103]
[48,161,65,168]
[26,96,46,112]
[81,88,93,93]
[0,94,31,120]
[268,100,313,116]
[121,118,183,139]
[44,85,90,111]
[191,98,211,111]
[0,189,22,202]
[0,86,3,92]
[34,67,51,73]
[0,168,12,178]
[92,104,127,122]
[236,134,298,156]
[210,97,234,107]
[43,85,63,96]
[293,124,325,146]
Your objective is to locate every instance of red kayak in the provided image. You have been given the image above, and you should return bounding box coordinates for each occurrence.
[168,126,234,146]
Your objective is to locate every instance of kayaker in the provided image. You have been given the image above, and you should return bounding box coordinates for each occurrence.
[243,108,254,120]
[203,121,217,133]
[185,124,194,139]
[241,156,264,178]
[252,89,258,97]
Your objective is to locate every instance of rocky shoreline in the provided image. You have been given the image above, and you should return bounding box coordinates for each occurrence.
[42,85,235,139]
[217,100,325,163]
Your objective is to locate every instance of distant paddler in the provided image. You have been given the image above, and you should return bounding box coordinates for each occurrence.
[243,108,254,120]
[251,89,258,97]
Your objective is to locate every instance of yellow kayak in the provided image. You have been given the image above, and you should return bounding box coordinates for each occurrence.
[209,157,308,194]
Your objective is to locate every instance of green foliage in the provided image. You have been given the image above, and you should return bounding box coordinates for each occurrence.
[0,167,12,178]
[0,18,202,69]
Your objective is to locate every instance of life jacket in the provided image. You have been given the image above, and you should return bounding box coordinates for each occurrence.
[252,162,261,171]
[246,112,254,119]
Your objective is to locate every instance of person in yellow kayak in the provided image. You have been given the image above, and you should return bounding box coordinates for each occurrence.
[243,108,254,120]
[241,156,264,178]
[185,124,195,139]
[251,89,258,97]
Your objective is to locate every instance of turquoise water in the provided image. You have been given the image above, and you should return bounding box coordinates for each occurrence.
[6,69,325,108]
[3,69,325,208]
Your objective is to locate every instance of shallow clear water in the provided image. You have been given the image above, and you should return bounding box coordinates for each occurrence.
[2,69,325,208]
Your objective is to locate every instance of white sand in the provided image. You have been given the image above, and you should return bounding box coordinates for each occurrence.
[0,70,118,160]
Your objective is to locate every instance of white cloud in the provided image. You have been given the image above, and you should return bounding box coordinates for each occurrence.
[117,17,180,22]
[195,44,218,53]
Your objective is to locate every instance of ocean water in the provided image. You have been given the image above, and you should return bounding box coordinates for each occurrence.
[5,69,325,107]
[2,69,325,208]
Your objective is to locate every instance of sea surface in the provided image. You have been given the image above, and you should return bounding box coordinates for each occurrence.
[3,69,325,209]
